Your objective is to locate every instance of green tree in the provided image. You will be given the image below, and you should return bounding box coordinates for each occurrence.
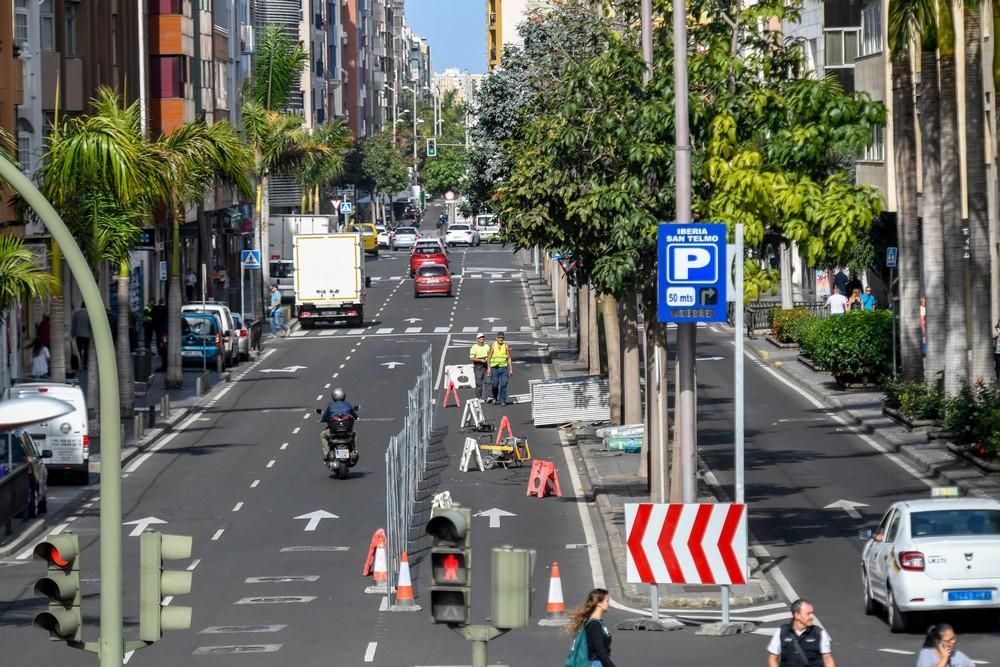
[359,130,409,217]
[298,121,353,213]
[423,147,465,195]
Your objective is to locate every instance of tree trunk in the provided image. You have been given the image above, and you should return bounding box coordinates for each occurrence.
[892,51,924,382]
[258,176,272,320]
[621,294,642,425]
[779,242,794,308]
[117,260,135,415]
[644,313,670,502]
[166,213,184,389]
[939,33,968,394]
[49,242,66,382]
[577,283,590,366]
[919,44,945,383]
[964,5,993,383]
[588,287,600,375]
[86,336,100,435]
[600,294,622,425]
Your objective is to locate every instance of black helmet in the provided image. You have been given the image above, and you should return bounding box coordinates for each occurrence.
[332,387,346,401]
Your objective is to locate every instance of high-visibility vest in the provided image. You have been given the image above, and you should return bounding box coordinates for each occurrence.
[470,343,489,362]
[488,342,509,368]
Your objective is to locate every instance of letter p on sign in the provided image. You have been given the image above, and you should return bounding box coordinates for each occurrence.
[669,246,716,283]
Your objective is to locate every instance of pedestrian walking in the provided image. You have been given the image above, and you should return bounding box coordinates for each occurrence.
[992,319,1000,382]
[915,624,974,667]
[29,338,50,379]
[36,314,51,348]
[486,331,513,406]
[185,269,197,302]
[562,588,616,667]
[848,288,863,312]
[269,284,289,336]
[861,286,876,311]
[767,599,836,667]
[469,334,490,400]
[920,296,927,354]
[70,306,92,369]
[825,287,848,317]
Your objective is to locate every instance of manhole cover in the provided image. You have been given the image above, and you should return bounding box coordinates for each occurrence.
[234,596,316,605]
[200,625,286,634]
[245,576,319,583]
[193,644,282,655]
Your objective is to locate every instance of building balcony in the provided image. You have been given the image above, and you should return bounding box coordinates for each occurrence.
[149,14,195,56]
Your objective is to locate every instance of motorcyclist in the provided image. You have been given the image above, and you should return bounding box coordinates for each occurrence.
[320,387,357,461]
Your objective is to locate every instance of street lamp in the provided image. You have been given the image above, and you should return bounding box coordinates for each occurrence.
[0,396,74,431]
[402,85,419,174]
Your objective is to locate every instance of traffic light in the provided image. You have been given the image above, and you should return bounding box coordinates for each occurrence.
[139,531,193,642]
[491,547,534,629]
[33,532,82,642]
[426,138,437,157]
[426,507,471,625]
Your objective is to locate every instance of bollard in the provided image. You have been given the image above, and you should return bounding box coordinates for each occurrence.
[160,394,171,420]
[146,404,157,429]
[133,413,144,441]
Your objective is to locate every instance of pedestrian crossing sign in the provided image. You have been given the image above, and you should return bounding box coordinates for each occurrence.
[241,250,261,269]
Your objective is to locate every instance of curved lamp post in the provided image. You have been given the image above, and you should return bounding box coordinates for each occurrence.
[0,395,75,430]
[0,157,123,664]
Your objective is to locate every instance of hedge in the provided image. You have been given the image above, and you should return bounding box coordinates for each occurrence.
[772,309,893,384]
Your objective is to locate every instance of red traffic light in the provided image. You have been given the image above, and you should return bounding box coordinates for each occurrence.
[431,550,469,586]
[37,545,70,568]
[442,554,460,581]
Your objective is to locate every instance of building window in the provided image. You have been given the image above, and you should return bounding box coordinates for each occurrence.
[65,3,78,57]
[151,56,187,98]
[215,61,229,109]
[200,0,212,13]
[864,125,885,161]
[40,0,55,51]
[824,29,859,67]
[17,133,32,171]
[14,0,29,46]
[860,2,883,56]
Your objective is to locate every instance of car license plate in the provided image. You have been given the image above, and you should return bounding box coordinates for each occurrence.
[335,448,350,460]
[182,351,200,357]
[947,590,993,602]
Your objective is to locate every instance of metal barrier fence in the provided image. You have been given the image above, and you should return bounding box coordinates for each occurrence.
[727,301,829,334]
[384,346,434,604]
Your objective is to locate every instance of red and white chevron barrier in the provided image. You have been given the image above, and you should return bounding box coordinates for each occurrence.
[625,503,748,585]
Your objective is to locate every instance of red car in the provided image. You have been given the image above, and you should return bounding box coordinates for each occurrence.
[409,246,449,277]
[414,264,453,297]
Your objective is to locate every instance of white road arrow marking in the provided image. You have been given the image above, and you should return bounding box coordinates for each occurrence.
[294,510,339,532]
[403,317,422,323]
[259,365,308,374]
[474,508,516,528]
[824,499,869,520]
[381,362,406,369]
[124,516,167,537]
[695,356,725,361]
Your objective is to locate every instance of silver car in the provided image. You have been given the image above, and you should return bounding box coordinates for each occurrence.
[232,312,251,361]
[391,226,419,250]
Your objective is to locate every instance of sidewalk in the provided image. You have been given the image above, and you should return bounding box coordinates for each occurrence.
[740,333,1000,500]
[518,262,774,609]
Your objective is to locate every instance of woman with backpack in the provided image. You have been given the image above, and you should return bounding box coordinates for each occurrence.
[563,588,617,667]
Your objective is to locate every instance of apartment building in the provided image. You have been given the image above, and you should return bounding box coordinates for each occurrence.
[486,0,552,70]
[1,4,22,228]
[433,68,482,105]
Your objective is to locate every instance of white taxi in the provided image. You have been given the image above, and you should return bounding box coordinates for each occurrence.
[861,498,1000,632]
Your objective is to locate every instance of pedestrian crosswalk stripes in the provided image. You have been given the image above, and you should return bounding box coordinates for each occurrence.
[288,324,538,338]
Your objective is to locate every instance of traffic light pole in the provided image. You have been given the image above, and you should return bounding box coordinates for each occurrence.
[0,157,124,664]
[455,625,508,667]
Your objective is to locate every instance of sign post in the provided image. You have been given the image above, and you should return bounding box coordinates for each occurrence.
[886,247,898,377]
[657,223,728,325]
[241,250,261,323]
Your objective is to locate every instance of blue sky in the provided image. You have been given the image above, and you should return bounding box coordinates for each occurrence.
[405,0,487,73]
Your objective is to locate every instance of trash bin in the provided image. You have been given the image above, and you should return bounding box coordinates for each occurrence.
[132,349,151,381]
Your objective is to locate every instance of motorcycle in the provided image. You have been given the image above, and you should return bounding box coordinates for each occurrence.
[316,406,360,479]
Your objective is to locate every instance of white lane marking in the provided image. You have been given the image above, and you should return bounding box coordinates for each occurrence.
[266,460,276,468]
[348,328,366,335]
[377,327,393,334]
[50,523,68,535]
[405,327,422,334]
[316,394,323,401]
[124,411,201,473]
[433,332,453,391]
[364,641,378,662]
[251,480,260,488]
[211,529,225,541]
[339,363,345,369]
[709,326,719,333]
[557,423,605,592]
[319,329,337,336]
[345,355,352,361]
[187,558,201,571]
[280,442,289,450]
[232,502,244,512]
[878,649,915,656]
[332,373,339,378]
[491,326,507,332]
[292,427,300,434]
[302,413,310,420]
[378,596,389,611]
[434,326,450,333]
[324,383,331,389]
[66,516,77,522]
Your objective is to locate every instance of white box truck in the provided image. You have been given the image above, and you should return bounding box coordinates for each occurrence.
[269,215,336,303]
[294,233,367,328]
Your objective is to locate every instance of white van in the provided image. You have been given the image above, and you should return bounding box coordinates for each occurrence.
[4,381,89,485]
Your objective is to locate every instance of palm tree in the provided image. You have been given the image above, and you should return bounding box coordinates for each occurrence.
[0,234,57,389]
[298,120,353,213]
[887,0,924,382]
[963,1,993,383]
[156,120,253,389]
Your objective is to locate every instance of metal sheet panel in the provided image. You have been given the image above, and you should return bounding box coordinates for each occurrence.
[529,375,610,426]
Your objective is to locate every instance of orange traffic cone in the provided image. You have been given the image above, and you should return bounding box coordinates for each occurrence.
[538,561,567,626]
[365,537,389,594]
[389,551,422,612]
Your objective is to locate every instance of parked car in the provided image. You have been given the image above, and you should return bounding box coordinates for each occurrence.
[181,301,238,365]
[375,225,391,248]
[0,429,51,517]
[409,246,449,277]
[391,226,419,251]
[862,497,1000,632]
[4,381,89,485]
[445,223,480,247]
[232,312,251,361]
[181,313,225,365]
[414,264,453,297]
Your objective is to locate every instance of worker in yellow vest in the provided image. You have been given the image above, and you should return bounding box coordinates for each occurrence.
[486,331,513,406]
[469,334,490,400]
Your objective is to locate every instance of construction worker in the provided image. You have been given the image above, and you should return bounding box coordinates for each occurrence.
[469,334,490,400]
[486,331,513,406]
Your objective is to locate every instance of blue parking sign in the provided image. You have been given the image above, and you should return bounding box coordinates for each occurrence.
[658,223,728,323]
